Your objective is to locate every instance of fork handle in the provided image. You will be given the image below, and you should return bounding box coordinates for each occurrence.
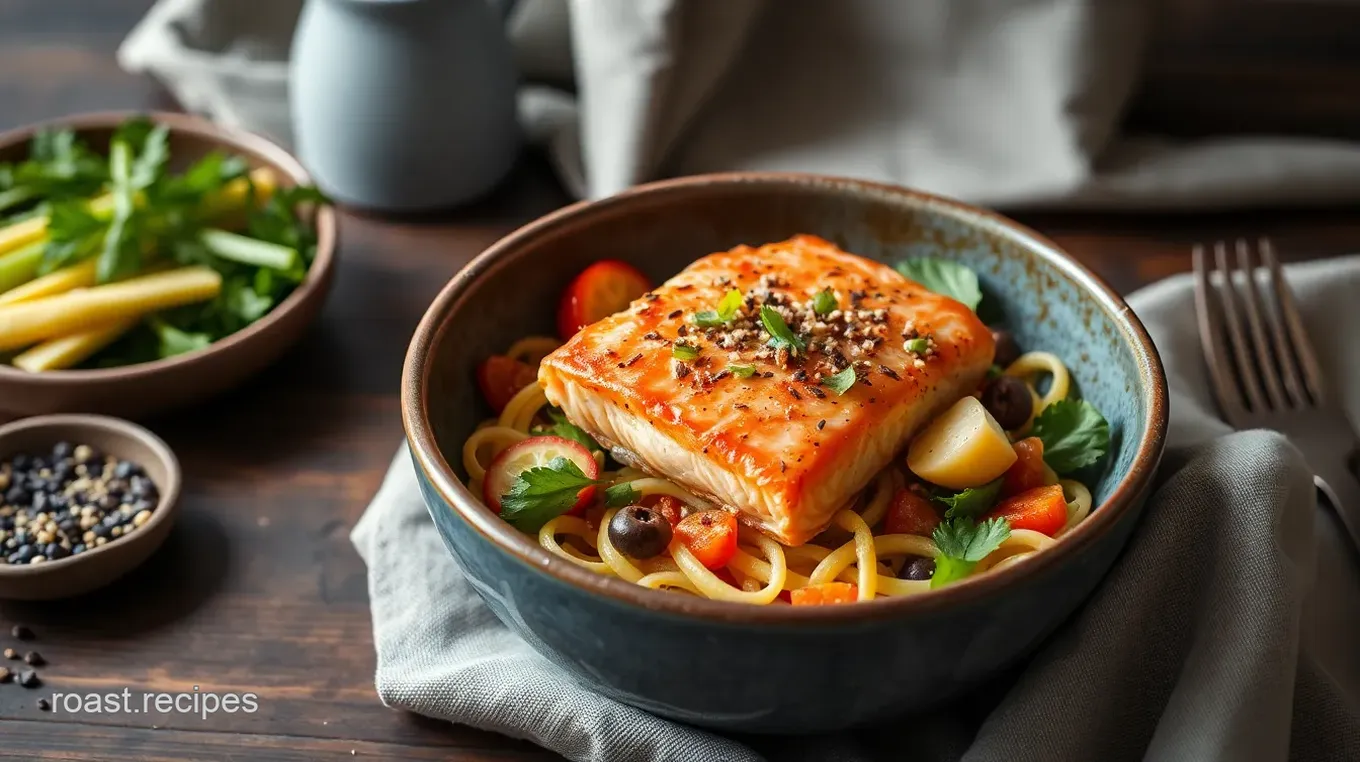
[1308,458,1360,554]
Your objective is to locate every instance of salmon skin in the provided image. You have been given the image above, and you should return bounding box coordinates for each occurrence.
[539,235,994,545]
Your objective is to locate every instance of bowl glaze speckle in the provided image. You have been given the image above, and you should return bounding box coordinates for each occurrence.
[402,173,1168,733]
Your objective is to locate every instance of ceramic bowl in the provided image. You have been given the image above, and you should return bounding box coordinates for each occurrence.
[0,414,181,600]
[0,111,338,420]
[402,173,1168,733]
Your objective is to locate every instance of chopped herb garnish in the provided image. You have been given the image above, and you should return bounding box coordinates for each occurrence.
[895,258,983,312]
[693,288,744,327]
[544,408,602,453]
[822,366,857,395]
[604,482,640,508]
[1032,398,1110,474]
[905,337,929,354]
[933,479,1002,519]
[930,517,1011,588]
[812,287,837,317]
[728,364,757,378]
[987,364,1004,379]
[499,457,600,532]
[760,305,806,352]
[673,342,700,361]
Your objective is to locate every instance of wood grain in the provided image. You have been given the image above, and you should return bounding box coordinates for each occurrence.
[0,1,1357,759]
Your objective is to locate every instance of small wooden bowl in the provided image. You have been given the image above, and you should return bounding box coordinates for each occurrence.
[0,414,181,600]
[0,111,338,419]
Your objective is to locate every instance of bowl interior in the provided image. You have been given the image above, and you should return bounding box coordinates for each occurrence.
[425,177,1153,524]
[0,414,180,576]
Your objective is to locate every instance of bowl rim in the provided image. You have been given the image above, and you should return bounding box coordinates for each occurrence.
[0,109,338,385]
[0,413,182,578]
[402,172,1169,623]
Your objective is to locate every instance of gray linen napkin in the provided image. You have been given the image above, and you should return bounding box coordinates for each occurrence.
[119,0,1360,209]
[352,257,1360,762]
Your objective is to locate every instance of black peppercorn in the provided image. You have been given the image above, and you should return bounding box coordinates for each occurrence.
[17,669,40,688]
[23,651,44,667]
[37,698,51,711]
[9,625,32,641]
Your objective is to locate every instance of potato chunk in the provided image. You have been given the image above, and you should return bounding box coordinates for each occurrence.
[907,396,1017,489]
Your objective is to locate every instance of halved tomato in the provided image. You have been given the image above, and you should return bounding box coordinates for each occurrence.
[477,355,539,413]
[556,260,652,340]
[482,436,599,515]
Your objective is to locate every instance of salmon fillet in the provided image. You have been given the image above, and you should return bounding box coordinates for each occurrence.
[538,235,995,545]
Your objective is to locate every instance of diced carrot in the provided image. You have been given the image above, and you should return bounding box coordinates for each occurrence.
[790,582,859,606]
[984,483,1068,536]
[675,510,739,569]
[1002,437,1047,497]
[884,488,940,536]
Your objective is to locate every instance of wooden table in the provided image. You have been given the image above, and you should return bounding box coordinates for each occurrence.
[0,2,1356,759]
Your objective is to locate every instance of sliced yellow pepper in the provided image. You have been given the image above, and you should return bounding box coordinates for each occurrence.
[10,318,138,372]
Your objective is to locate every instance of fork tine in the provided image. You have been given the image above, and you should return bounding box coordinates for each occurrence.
[1261,238,1326,405]
[1214,240,1266,411]
[1253,239,1307,407]
[1193,243,1246,423]
[1234,238,1287,410]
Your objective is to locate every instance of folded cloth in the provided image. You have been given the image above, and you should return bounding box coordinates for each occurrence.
[120,0,1360,209]
[352,257,1360,761]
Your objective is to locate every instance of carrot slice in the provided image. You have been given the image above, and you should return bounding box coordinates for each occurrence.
[674,510,738,569]
[985,483,1068,536]
[790,582,859,606]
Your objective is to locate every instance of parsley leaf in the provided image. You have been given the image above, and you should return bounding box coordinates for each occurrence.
[760,305,806,352]
[545,408,602,453]
[727,364,757,379]
[812,287,837,316]
[930,517,1011,588]
[895,258,983,312]
[822,366,857,395]
[693,288,744,327]
[933,479,1002,519]
[673,342,700,361]
[604,483,640,508]
[1032,399,1110,474]
[500,456,598,531]
[905,337,929,355]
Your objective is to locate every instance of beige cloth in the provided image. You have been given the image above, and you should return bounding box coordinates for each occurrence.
[120,0,1360,207]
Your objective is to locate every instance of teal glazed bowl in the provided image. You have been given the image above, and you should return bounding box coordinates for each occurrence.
[402,174,1168,733]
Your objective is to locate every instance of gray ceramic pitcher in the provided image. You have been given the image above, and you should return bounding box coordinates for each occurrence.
[291,0,521,211]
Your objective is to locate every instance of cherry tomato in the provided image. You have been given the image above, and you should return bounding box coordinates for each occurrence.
[482,436,599,516]
[674,510,739,570]
[984,484,1068,536]
[641,494,684,526]
[883,488,941,536]
[556,260,652,340]
[1001,437,1048,497]
[790,582,859,606]
[477,355,538,413]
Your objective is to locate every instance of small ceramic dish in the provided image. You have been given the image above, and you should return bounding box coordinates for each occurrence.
[403,173,1169,733]
[0,111,338,419]
[0,414,181,600]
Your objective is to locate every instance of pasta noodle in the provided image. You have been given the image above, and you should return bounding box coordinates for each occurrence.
[470,335,1099,604]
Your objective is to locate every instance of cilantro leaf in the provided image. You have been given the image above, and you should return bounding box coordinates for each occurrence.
[500,456,598,531]
[673,342,700,361]
[604,482,640,508]
[1032,399,1110,474]
[895,258,982,312]
[96,138,141,283]
[822,366,857,395]
[545,408,602,453]
[693,288,744,327]
[812,287,837,316]
[41,201,105,273]
[933,479,1002,519]
[930,517,1011,588]
[727,364,757,378]
[760,305,806,352]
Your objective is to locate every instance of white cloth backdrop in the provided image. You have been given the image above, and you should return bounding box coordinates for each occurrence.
[119,0,1360,209]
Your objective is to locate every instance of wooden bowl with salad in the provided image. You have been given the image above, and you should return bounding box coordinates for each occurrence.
[0,111,336,419]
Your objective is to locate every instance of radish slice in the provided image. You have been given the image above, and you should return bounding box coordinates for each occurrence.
[483,435,599,514]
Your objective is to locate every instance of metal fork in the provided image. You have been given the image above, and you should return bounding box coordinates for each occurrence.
[1193,238,1360,552]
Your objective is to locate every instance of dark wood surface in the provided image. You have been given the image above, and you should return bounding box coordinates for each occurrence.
[0,1,1357,759]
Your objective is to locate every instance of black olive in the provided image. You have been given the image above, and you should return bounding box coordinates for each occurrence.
[980,375,1033,431]
[902,556,936,581]
[991,328,1021,369]
[608,505,674,559]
